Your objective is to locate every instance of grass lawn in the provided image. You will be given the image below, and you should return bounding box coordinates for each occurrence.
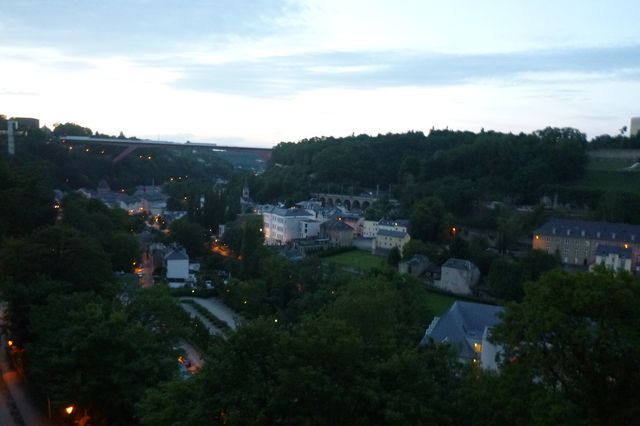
[586,157,637,171]
[569,169,640,194]
[324,250,386,271]
[324,251,457,315]
[422,290,457,316]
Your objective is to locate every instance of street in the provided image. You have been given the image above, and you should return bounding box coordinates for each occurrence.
[138,251,154,288]
[0,306,51,426]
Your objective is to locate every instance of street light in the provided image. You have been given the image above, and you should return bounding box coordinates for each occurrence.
[65,405,74,415]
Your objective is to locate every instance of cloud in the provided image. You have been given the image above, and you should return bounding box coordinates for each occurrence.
[0,0,301,56]
[169,45,640,96]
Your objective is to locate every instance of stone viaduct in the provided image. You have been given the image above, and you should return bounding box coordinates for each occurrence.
[313,193,378,210]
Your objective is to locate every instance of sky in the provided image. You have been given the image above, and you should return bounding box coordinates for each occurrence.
[1,0,639,146]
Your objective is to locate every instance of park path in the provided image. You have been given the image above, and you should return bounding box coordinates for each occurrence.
[179,303,223,336]
[179,297,243,330]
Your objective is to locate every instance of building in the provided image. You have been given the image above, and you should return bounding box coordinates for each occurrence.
[362,220,379,238]
[367,218,411,255]
[299,218,322,239]
[320,218,354,247]
[12,117,40,129]
[593,245,632,273]
[532,218,640,271]
[240,183,254,213]
[166,248,189,287]
[261,206,314,245]
[378,219,410,233]
[631,117,640,137]
[437,258,480,295]
[374,229,411,256]
[420,301,504,370]
[398,255,429,277]
[133,185,168,215]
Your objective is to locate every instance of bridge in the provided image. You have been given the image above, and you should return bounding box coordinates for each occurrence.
[313,192,379,210]
[61,136,272,163]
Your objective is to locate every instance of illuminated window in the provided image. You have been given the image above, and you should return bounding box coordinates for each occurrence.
[473,342,482,353]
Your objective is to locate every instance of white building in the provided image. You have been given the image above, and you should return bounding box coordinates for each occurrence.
[374,229,411,256]
[299,218,322,239]
[593,245,632,273]
[437,258,480,295]
[166,249,189,288]
[631,117,640,137]
[261,206,315,245]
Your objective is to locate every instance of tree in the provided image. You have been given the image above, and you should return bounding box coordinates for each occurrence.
[493,269,640,424]
[487,256,525,301]
[105,231,140,272]
[410,197,448,242]
[387,247,401,267]
[27,291,177,425]
[0,225,112,292]
[52,122,93,137]
[169,217,207,257]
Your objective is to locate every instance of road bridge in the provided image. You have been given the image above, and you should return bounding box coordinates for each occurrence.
[61,136,272,163]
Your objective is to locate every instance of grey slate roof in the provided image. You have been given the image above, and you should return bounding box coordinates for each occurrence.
[377,229,408,238]
[596,244,632,258]
[379,218,410,228]
[404,254,429,266]
[267,207,314,217]
[321,219,354,232]
[166,250,189,261]
[443,258,476,271]
[535,218,640,243]
[420,301,504,360]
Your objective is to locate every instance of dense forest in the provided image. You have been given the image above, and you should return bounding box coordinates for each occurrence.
[248,127,640,226]
[251,128,589,206]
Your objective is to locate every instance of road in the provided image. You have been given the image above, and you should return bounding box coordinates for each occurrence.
[0,306,51,425]
[179,297,242,330]
[176,339,204,375]
[138,252,153,288]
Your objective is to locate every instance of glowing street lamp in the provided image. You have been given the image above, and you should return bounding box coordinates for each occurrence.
[65,405,74,415]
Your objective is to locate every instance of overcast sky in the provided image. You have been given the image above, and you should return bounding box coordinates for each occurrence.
[1,0,639,146]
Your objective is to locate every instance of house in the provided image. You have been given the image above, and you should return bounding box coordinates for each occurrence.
[437,258,480,295]
[362,220,379,238]
[133,185,168,215]
[398,254,429,277]
[420,301,504,370]
[374,229,411,256]
[165,248,189,288]
[533,218,640,271]
[364,218,411,256]
[320,218,354,247]
[338,213,364,236]
[378,219,410,233]
[291,237,331,255]
[299,218,322,239]
[592,245,632,272]
[261,206,315,245]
